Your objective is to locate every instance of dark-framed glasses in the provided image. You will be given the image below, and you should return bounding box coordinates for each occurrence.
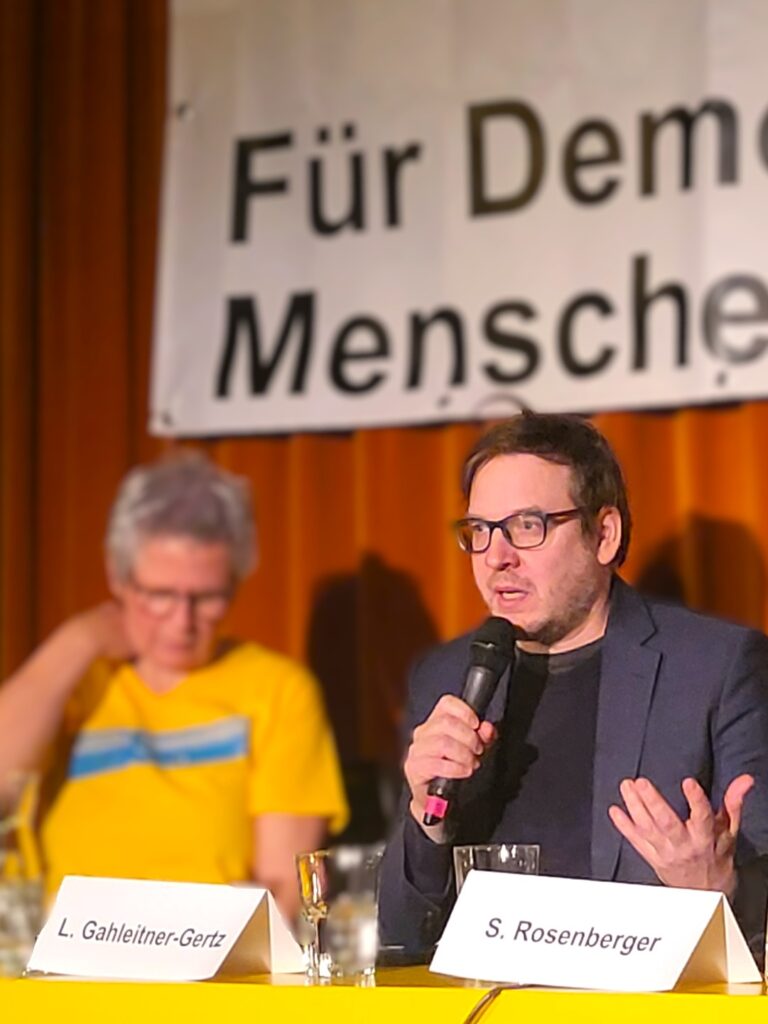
[128,578,233,621]
[454,508,585,554]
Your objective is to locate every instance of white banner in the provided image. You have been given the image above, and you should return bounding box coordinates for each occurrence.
[152,0,768,436]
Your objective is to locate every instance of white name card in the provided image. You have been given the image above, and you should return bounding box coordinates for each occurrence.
[27,876,305,981]
[430,872,760,991]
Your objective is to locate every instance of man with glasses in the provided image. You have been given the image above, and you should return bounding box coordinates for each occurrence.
[0,453,347,917]
[379,412,768,958]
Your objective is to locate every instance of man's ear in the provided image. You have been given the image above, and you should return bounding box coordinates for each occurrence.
[595,506,622,566]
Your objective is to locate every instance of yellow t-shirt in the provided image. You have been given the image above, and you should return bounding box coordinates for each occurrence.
[40,643,348,897]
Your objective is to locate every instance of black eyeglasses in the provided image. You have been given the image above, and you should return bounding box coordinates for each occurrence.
[128,578,233,621]
[454,508,585,554]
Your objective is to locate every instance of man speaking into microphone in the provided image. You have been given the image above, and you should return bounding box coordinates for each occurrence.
[378,412,768,957]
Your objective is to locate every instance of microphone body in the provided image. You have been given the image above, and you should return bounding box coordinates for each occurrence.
[423,617,517,827]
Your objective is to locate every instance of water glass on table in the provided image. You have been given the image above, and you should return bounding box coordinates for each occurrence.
[453,842,540,894]
[296,843,383,980]
[0,773,43,977]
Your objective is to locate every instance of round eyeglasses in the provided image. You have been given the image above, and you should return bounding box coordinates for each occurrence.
[454,508,585,554]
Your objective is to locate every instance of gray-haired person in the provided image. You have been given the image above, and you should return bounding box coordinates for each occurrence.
[0,452,347,916]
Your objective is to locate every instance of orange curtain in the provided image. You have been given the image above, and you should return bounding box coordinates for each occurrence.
[2,1,768,768]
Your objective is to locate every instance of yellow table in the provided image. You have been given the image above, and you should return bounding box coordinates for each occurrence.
[1,967,765,1024]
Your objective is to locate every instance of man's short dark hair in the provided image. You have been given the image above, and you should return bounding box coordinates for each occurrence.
[461,412,632,567]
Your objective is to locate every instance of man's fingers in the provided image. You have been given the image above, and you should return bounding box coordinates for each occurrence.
[432,694,480,729]
[406,700,499,801]
[722,773,754,837]
[616,780,656,835]
[681,777,716,847]
[618,778,687,844]
[411,755,475,781]
[607,803,637,841]
[611,775,747,893]
[416,714,485,754]
[477,720,497,745]
[414,732,481,769]
[608,804,659,862]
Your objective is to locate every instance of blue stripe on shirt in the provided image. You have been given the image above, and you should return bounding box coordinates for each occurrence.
[68,717,249,779]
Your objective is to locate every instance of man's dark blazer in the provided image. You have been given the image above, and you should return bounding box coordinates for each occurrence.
[378,578,768,956]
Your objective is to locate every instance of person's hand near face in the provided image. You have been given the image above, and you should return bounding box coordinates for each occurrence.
[0,534,234,775]
[69,600,136,663]
[0,600,136,777]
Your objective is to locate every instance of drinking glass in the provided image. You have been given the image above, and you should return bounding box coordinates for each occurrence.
[0,773,43,977]
[453,842,540,894]
[296,844,383,980]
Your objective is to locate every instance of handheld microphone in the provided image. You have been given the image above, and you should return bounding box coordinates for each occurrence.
[423,616,517,827]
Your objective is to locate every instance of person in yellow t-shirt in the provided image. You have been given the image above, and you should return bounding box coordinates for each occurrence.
[0,453,347,919]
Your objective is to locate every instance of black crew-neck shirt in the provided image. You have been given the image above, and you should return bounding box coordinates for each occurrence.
[401,637,604,899]
[494,638,603,878]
